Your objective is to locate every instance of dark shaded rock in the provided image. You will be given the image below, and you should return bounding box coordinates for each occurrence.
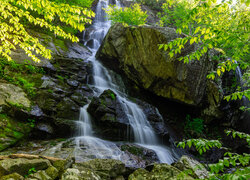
[136,99,169,138]
[96,23,214,106]
[120,144,159,167]
[87,89,130,141]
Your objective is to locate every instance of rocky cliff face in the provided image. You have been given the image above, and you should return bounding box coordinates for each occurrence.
[96,23,214,106]
[0,31,94,150]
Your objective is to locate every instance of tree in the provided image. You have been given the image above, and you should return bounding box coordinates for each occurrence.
[159,0,249,102]
[0,0,95,62]
[105,3,148,26]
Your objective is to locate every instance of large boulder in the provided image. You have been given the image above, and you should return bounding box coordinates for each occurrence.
[97,23,214,106]
[173,155,209,179]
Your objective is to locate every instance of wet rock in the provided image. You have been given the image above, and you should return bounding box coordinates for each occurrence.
[87,89,130,141]
[73,159,126,179]
[173,155,209,179]
[136,100,169,137]
[0,158,51,176]
[120,144,159,167]
[128,163,194,180]
[61,168,101,180]
[97,23,214,106]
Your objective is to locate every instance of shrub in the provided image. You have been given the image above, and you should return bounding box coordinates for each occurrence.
[105,3,148,26]
[184,115,204,137]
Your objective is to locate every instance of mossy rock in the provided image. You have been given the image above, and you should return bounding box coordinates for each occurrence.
[0,114,32,151]
[61,168,101,180]
[0,158,51,177]
[0,172,24,180]
[73,159,126,179]
[128,164,194,180]
[121,144,143,156]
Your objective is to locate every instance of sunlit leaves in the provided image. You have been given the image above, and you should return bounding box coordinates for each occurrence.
[105,3,148,26]
[0,0,95,62]
[177,138,222,155]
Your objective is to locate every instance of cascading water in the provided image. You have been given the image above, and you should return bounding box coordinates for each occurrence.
[75,0,178,166]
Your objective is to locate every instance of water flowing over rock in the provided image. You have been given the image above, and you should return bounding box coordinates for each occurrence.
[97,23,213,106]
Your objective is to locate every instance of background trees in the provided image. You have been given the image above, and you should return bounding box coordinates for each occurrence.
[0,0,95,62]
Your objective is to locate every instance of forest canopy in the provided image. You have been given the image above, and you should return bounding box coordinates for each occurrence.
[0,0,95,62]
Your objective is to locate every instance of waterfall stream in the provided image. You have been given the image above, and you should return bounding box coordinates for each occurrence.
[74,0,177,166]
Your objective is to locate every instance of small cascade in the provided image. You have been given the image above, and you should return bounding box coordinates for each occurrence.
[74,0,178,166]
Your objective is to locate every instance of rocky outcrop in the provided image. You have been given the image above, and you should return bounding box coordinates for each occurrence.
[87,89,169,141]
[0,31,94,147]
[0,154,211,180]
[96,23,214,106]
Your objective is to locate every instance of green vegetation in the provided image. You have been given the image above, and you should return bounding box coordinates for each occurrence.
[178,129,250,179]
[0,0,95,62]
[105,3,148,26]
[24,167,37,178]
[0,58,43,97]
[159,0,249,104]
[136,0,165,11]
[184,115,204,138]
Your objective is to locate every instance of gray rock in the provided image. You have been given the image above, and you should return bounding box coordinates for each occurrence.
[173,155,209,179]
[0,82,30,108]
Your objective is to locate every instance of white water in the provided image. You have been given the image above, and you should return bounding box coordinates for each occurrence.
[75,0,177,165]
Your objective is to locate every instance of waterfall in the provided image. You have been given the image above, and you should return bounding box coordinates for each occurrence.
[75,0,177,165]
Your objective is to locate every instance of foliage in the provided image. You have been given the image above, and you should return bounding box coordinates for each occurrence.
[0,58,43,97]
[177,138,222,155]
[24,167,37,178]
[209,153,250,174]
[0,0,95,62]
[225,129,250,146]
[184,115,204,137]
[135,0,165,11]
[159,0,250,101]
[27,119,36,128]
[49,0,94,7]
[177,129,250,179]
[105,3,148,26]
